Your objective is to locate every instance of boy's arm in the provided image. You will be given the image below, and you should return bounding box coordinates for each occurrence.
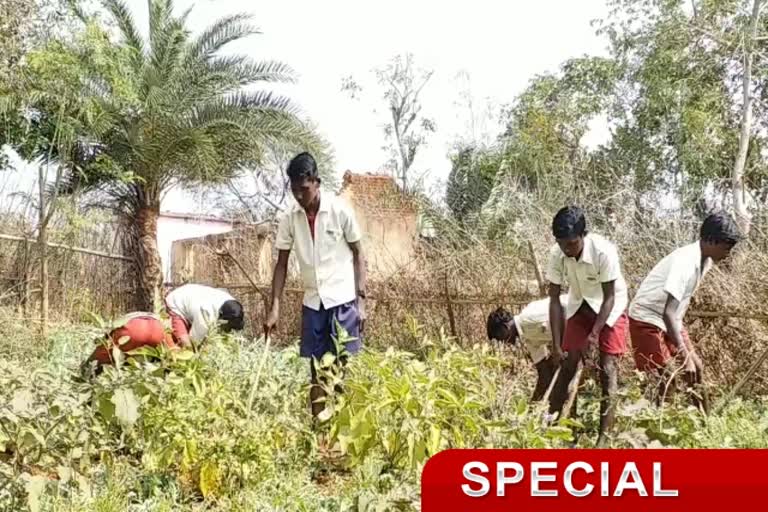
[348,241,367,332]
[590,246,621,343]
[169,310,192,348]
[588,280,615,343]
[549,283,566,361]
[265,250,290,336]
[265,211,294,336]
[663,294,696,373]
[341,201,366,332]
[546,247,566,361]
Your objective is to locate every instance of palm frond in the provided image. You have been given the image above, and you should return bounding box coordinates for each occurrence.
[187,13,259,60]
[148,0,173,48]
[102,0,145,56]
[206,57,297,86]
[150,18,189,85]
[220,91,302,115]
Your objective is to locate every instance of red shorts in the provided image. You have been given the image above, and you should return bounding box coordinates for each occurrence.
[629,317,691,372]
[562,307,628,355]
[90,316,175,365]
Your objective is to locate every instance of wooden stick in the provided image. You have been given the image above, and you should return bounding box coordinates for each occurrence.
[444,272,458,339]
[247,334,272,416]
[560,363,583,420]
[527,239,547,297]
[0,233,134,261]
[688,311,768,321]
[542,366,562,404]
[713,339,768,415]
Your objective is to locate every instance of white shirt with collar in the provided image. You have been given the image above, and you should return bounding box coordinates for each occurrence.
[514,295,568,364]
[275,192,363,311]
[629,242,712,332]
[545,233,629,327]
[165,284,236,342]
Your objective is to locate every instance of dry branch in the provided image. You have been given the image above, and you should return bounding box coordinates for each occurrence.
[0,233,134,261]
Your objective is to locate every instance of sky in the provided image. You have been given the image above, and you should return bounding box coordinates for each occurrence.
[2,0,613,214]
[139,0,613,212]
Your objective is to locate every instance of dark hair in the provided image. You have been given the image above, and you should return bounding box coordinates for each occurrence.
[700,212,740,246]
[219,300,244,331]
[487,307,514,342]
[286,152,319,183]
[552,206,587,239]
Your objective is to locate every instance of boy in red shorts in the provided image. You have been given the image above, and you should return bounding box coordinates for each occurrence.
[628,212,739,411]
[81,312,177,375]
[545,206,629,447]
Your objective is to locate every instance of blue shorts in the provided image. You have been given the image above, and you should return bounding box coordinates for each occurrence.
[300,301,362,359]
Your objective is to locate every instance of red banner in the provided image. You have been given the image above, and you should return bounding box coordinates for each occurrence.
[422,449,768,511]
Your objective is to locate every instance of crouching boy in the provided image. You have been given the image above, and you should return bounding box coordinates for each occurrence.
[486,295,568,401]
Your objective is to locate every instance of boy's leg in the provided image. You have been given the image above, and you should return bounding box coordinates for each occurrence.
[597,353,619,447]
[328,301,362,394]
[549,306,592,419]
[595,313,629,447]
[300,305,332,419]
[309,360,326,419]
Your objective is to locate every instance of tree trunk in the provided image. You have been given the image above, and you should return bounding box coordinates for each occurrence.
[38,164,49,339]
[732,0,763,236]
[135,203,164,312]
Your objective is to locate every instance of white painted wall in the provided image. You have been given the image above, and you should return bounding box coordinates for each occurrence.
[157,215,234,282]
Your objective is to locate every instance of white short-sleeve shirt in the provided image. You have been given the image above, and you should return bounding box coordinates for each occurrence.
[629,242,712,332]
[165,284,236,342]
[545,233,628,327]
[514,295,567,364]
[274,192,363,310]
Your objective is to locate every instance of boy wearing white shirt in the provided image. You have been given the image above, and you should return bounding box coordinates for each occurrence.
[629,212,739,410]
[165,284,244,347]
[486,295,568,401]
[545,206,629,447]
[264,152,367,419]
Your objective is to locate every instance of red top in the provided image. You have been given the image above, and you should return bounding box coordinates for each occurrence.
[306,211,317,240]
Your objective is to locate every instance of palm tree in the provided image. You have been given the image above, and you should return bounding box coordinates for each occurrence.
[46,0,324,310]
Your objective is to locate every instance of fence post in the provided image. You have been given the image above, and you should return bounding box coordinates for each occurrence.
[527,239,547,297]
[443,272,458,340]
[22,238,31,317]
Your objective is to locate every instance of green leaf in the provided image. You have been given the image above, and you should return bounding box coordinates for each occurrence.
[57,466,73,484]
[98,395,115,422]
[199,460,221,498]
[23,474,47,512]
[111,346,124,366]
[11,389,34,415]
[111,388,139,429]
[117,335,131,346]
[428,425,442,454]
[317,407,333,423]
[320,353,337,368]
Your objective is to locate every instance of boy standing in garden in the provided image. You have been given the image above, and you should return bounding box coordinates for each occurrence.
[264,152,367,419]
[628,212,740,411]
[545,206,629,447]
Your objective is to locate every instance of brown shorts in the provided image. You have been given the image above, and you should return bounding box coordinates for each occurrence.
[629,317,691,372]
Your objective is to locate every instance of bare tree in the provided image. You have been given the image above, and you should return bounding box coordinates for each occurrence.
[343,54,436,192]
